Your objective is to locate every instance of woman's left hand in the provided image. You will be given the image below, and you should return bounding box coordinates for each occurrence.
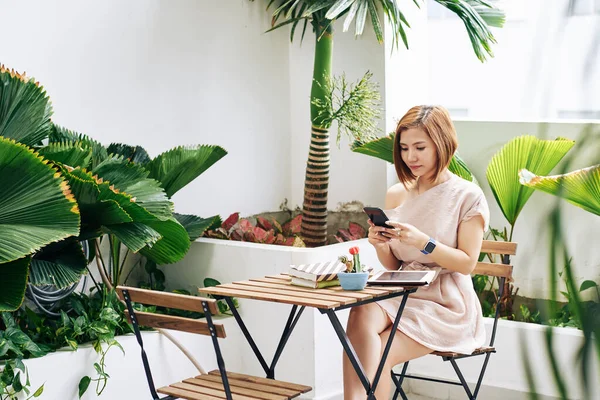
[385,221,429,250]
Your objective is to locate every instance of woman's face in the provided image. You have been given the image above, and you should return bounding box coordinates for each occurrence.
[399,127,438,180]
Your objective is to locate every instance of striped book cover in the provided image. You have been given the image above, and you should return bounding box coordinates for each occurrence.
[289,260,346,282]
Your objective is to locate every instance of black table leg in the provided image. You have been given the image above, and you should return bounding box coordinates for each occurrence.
[326,291,411,399]
[221,296,305,379]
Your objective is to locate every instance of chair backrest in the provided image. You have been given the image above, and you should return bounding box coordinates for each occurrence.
[472,240,517,282]
[471,240,518,347]
[116,286,226,338]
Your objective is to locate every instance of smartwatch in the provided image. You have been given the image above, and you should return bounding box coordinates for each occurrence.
[420,237,437,255]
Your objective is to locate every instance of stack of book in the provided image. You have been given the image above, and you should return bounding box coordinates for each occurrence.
[289,260,346,288]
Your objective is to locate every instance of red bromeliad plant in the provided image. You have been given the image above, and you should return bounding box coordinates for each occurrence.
[204,212,305,247]
[334,222,367,243]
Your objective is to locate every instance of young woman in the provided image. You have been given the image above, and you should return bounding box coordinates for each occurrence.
[343,105,490,399]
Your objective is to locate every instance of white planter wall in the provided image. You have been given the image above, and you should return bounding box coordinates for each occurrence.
[19,324,245,400]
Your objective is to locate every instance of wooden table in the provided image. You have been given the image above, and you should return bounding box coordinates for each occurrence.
[199,274,417,400]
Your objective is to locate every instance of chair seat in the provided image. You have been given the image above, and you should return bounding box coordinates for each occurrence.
[157,370,312,400]
[432,346,495,358]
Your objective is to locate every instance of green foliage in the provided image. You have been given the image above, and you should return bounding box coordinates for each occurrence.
[175,213,222,241]
[0,137,81,311]
[486,136,575,231]
[49,125,108,169]
[145,145,228,198]
[0,66,53,146]
[547,274,600,331]
[29,239,88,289]
[520,164,600,216]
[519,304,541,325]
[312,71,381,145]
[0,288,131,399]
[351,133,394,163]
[203,278,239,315]
[471,274,495,318]
[0,359,44,400]
[260,0,504,62]
[521,129,599,400]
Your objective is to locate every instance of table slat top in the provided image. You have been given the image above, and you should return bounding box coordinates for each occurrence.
[198,274,410,310]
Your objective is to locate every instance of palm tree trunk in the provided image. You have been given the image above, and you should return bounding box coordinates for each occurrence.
[301,25,333,247]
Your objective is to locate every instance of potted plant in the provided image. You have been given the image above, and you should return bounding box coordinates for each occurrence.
[337,246,369,290]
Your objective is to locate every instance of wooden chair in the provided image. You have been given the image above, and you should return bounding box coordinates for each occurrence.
[390,240,517,400]
[116,286,312,400]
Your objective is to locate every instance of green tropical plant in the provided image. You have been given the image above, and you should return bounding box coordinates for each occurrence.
[0,67,81,312]
[486,135,575,241]
[0,287,132,399]
[519,164,600,216]
[44,134,228,288]
[520,129,600,400]
[253,0,505,246]
[0,64,227,309]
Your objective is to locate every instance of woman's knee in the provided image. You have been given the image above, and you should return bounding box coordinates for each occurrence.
[347,303,389,336]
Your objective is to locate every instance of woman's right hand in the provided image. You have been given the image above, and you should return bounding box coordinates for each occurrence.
[367,220,394,248]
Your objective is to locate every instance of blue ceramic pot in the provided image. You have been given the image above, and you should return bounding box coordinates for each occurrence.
[337,272,369,291]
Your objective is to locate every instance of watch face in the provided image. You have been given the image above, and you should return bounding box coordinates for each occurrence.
[424,241,436,253]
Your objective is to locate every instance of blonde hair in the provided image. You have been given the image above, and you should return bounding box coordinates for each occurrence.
[393,105,458,185]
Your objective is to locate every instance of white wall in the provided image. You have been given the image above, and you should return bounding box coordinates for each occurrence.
[0,0,292,218]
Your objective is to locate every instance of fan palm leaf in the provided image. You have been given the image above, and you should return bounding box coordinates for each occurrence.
[61,166,190,264]
[37,141,93,168]
[486,136,575,227]
[519,165,600,216]
[93,156,173,220]
[0,138,80,311]
[49,125,108,169]
[351,133,394,162]
[138,218,191,264]
[0,257,31,311]
[0,66,53,146]
[146,145,227,198]
[0,138,80,263]
[29,239,88,288]
[103,223,162,253]
[107,143,151,164]
[174,213,222,241]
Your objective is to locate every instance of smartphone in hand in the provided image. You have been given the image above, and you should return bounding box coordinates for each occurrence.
[363,207,390,227]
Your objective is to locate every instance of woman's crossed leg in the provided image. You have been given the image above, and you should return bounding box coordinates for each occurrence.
[344,303,433,400]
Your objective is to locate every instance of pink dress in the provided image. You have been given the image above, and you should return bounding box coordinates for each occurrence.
[377,173,490,354]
